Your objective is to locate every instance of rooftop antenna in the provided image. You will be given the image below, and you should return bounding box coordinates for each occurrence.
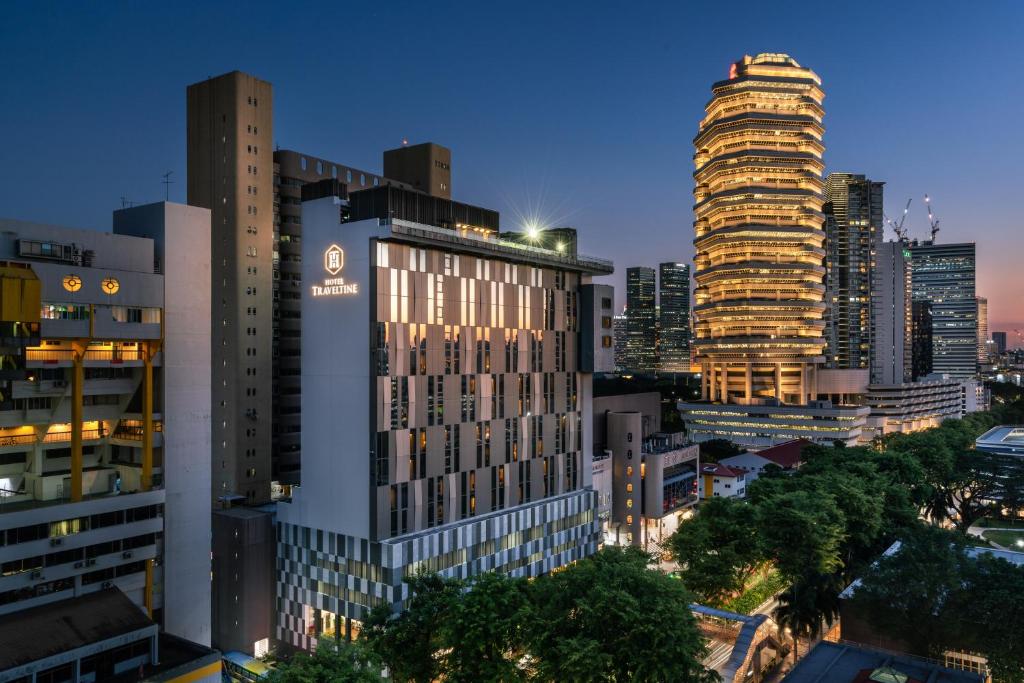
[161,171,174,202]
[884,198,912,242]
[924,194,940,243]
[120,196,133,209]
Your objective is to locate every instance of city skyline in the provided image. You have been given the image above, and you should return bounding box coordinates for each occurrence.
[1,2,1022,334]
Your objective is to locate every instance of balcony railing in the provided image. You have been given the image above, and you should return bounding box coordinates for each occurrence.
[26,349,145,362]
[42,428,104,444]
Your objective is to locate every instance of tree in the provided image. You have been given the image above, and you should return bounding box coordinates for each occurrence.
[360,573,462,683]
[755,490,845,581]
[526,547,719,682]
[698,438,743,463]
[667,497,763,605]
[772,572,843,663]
[266,640,381,683]
[439,572,531,682]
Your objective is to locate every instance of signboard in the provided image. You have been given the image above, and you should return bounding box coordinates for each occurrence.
[311,244,359,297]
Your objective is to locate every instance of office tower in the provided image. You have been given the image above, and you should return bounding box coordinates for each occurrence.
[0,205,212,647]
[187,72,274,505]
[977,296,989,365]
[658,262,691,373]
[823,173,884,369]
[613,313,627,371]
[692,54,826,403]
[911,301,934,380]
[383,142,452,199]
[910,242,977,378]
[993,331,1007,355]
[276,195,614,648]
[624,267,656,373]
[680,54,871,447]
[870,242,912,385]
[272,151,411,485]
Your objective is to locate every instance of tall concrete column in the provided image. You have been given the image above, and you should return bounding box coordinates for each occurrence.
[719,365,728,403]
[775,363,783,402]
[708,364,717,402]
[798,365,806,405]
[744,363,753,401]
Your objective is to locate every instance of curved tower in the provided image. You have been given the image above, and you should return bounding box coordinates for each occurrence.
[693,53,826,404]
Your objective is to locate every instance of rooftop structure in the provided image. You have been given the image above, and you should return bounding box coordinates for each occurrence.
[781,641,982,683]
[975,425,1024,456]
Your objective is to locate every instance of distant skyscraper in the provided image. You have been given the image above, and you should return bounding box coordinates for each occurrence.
[911,300,934,381]
[910,242,977,378]
[187,71,274,505]
[993,331,1007,355]
[871,242,912,385]
[625,267,656,373]
[613,313,627,371]
[692,53,827,403]
[657,262,691,373]
[823,173,884,369]
[977,296,989,365]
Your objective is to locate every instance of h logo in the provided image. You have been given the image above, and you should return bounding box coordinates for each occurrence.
[324,244,344,275]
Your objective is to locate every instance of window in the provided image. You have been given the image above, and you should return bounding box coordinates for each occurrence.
[360,174,366,186]
[316,161,323,174]
[346,170,353,183]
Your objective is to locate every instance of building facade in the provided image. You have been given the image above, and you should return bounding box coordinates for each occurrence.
[0,205,212,646]
[657,262,691,373]
[993,331,1007,355]
[910,241,977,379]
[977,296,989,365]
[823,173,884,371]
[911,300,934,381]
[870,242,913,385]
[187,71,274,506]
[276,197,613,649]
[624,267,656,373]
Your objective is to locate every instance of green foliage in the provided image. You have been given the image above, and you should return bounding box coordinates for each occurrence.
[721,569,786,615]
[666,497,763,605]
[266,640,381,683]
[526,547,719,683]
[359,548,719,683]
[697,438,743,463]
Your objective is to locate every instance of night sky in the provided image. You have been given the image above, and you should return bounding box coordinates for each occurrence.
[2,1,1022,339]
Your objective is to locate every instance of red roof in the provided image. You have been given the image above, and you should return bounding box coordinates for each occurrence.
[755,439,807,469]
[703,463,743,478]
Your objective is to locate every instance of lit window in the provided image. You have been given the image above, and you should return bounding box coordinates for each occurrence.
[62,274,82,292]
[300,157,307,171]
[100,277,120,295]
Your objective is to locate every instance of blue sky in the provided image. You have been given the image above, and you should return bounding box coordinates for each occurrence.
[1,0,1021,334]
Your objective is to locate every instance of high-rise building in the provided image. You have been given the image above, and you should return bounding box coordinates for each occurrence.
[657,262,691,373]
[680,54,871,447]
[613,313,627,371]
[977,296,989,365]
[910,241,977,378]
[276,194,614,648]
[0,204,212,646]
[271,150,414,485]
[187,72,274,506]
[823,173,884,369]
[624,267,656,373]
[911,300,934,381]
[692,53,827,403]
[870,242,912,385]
[993,331,1007,355]
[383,142,452,199]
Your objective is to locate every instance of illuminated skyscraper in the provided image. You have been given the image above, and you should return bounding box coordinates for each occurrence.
[977,296,989,365]
[823,173,884,370]
[909,241,977,378]
[657,262,691,373]
[692,53,827,404]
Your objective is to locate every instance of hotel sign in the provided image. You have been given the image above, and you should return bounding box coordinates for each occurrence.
[312,244,359,297]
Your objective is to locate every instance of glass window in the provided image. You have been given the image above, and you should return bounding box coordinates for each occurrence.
[300,157,307,171]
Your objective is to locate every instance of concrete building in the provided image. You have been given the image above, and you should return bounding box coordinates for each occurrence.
[275,193,614,649]
[781,641,982,683]
[681,53,868,446]
[612,313,627,372]
[0,205,212,648]
[657,262,691,373]
[383,142,451,199]
[870,242,912,385]
[910,241,977,379]
[861,378,963,440]
[187,71,274,506]
[699,464,746,500]
[717,439,807,483]
[823,173,884,371]
[624,267,656,373]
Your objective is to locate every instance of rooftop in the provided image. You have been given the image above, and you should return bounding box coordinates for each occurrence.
[782,641,983,683]
[976,425,1024,451]
[755,439,808,469]
[703,463,743,478]
[0,588,154,670]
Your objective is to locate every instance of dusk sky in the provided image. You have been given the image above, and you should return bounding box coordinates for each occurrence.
[2,1,1022,339]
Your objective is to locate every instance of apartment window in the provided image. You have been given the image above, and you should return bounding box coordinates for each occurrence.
[360,174,366,186]
[346,170,353,183]
[316,161,324,174]
[331,165,338,178]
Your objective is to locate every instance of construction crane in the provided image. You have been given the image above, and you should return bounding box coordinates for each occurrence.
[924,194,941,242]
[884,198,913,242]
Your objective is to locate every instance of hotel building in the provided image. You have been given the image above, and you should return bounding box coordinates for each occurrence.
[680,53,869,446]
[0,204,212,667]
[276,193,614,648]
